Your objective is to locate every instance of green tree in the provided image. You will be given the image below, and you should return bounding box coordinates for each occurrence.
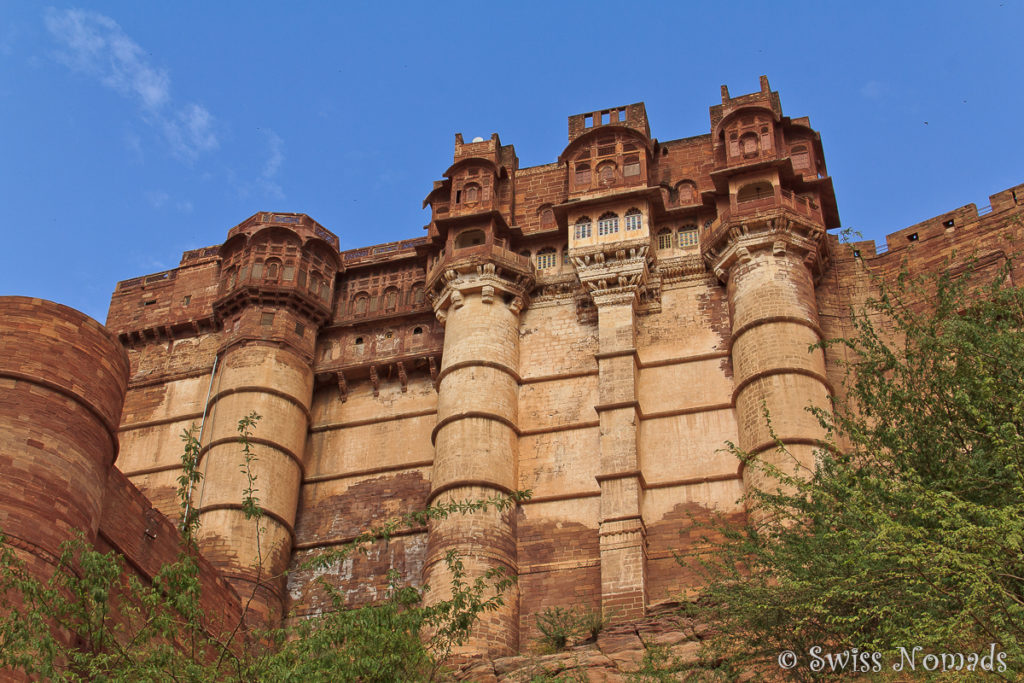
[0,413,525,681]
[692,255,1024,678]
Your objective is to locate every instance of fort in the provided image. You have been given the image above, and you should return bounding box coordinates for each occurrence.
[2,76,1023,666]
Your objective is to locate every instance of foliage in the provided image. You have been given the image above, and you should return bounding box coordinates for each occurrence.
[692,256,1024,677]
[0,412,528,681]
[576,607,609,641]
[534,606,583,652]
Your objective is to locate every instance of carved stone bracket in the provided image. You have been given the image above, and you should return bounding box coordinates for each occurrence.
[336,371,348,403]
[703,209,831,284]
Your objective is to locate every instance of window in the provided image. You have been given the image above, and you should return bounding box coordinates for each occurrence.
[598,163,616,185]
[463,183,480,203]
[251,261,263,280]
[294,322,305,336]
[283,264,295,281]
[657,229,672,250]
[562,245,570,264]
[227,267,237,289]
[384,288,398,310]
[741,132,758,157]
[455,229,485,249]
[624,208,642,231]
[792,145,810,169]
[574,217,592,239]
[540,208,555,228]
[413,326,423,335]
[575,163,591,186]
[536,247,556,270]
[354,293,369,316]
[261,312,274,326]
[623,155,640,177]
[678,226,699,248]
[676,181,696,204]
[597,213,619,236]
[265,259,280,281]
[737,182,773,203]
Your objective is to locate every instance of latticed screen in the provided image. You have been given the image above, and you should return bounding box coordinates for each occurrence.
[678,227,699,247]
[536,250,556,269]
[574,219,592,239]
[598,215,619,235]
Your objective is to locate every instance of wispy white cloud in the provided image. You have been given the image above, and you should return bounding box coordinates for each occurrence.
[259,129,285,200]
[44,8,217,161]
[861,80,887,100]
[144,189,169,208]
[176,199,193,214]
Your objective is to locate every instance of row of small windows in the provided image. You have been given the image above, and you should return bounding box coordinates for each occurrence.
[518,245,571,270]
[574,208,643,239]
[574,156,641,186]
[225,260,331,302]
[350,285,426,316]
[657,226,699,250]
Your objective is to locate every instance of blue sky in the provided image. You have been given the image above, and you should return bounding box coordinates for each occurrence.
[1,1,1022,324]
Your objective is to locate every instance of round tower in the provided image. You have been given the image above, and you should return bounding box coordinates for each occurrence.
[704,82,839,504]
[722,241,832,495]
[425,250,532,657]
[197,214,340,625]
[0,297,129,585]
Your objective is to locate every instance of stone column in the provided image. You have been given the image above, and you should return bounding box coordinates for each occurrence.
[571,243,651,622]
[591,286,646,620]
[425,266,529,657]
[706,219,833,506]
[727,246,831,495]
[195,307,313,626]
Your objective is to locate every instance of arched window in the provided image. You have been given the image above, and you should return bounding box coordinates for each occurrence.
[598,162,616,185]
[575,163,591,187]
[463,183,480,203]
[411,283,425,306]
[519,248,532,258]
[384,287,398,310]
[539,207,555,228]
[678,225,699,248]
[574,216,592,239]
[536,247,557,270]
[624,208,642,231]
[737,181,774,203]
[455,229,485,249]
[657,228,672,250]
[597,212,619,236]
[226,267,237,289]
[265,259,281,282]
[353,293,369,316]
[676,181,697,204]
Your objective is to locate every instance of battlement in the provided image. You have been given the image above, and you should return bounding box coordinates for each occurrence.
[567,102,650,143]
[842,182,1024,259]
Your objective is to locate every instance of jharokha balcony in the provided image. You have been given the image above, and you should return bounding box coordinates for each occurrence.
[706,185,825,251]
[425,241,534,291]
